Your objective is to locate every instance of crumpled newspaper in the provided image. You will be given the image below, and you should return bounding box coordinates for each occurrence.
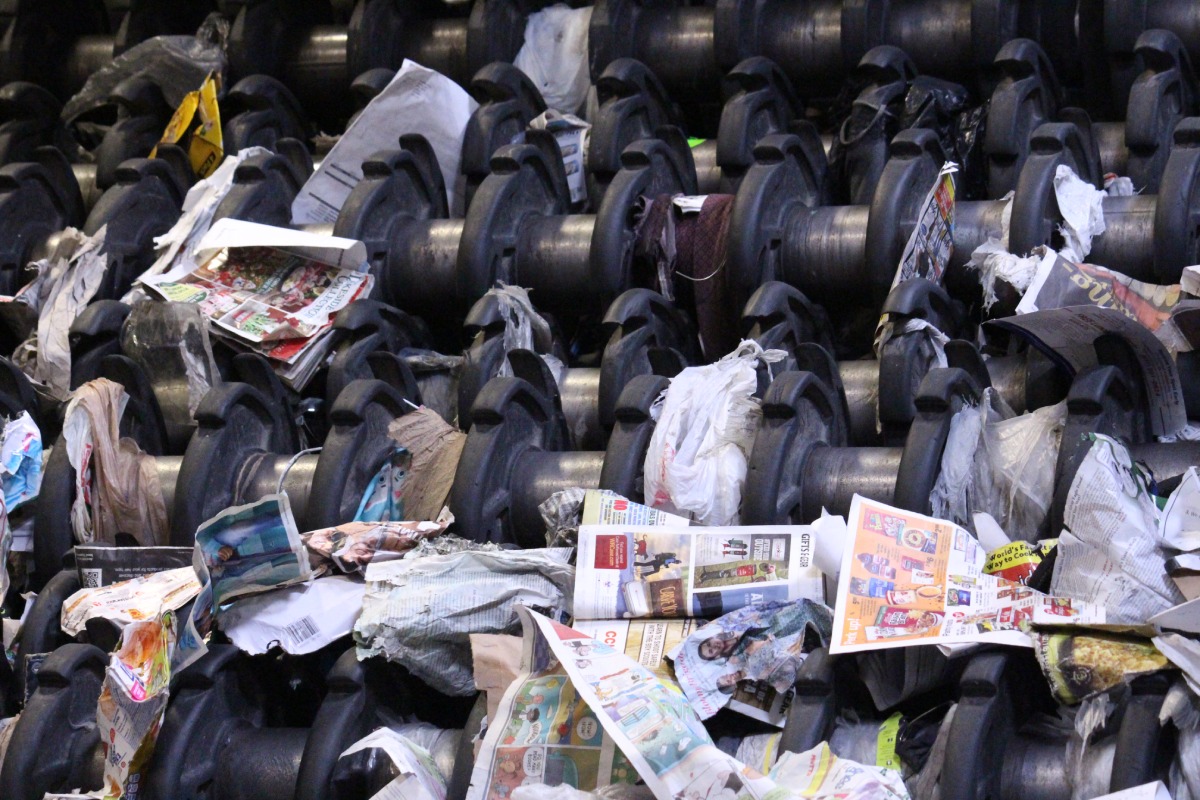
[63,378,169,546]
[538,486,585,548]
[355,545,574,696]
[60,566,200,637]
[668,599,832,724]
[643,341,783,525]
[1050,435,1184,622]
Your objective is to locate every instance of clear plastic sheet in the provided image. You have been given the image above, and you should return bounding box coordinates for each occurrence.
[120,299,219,435]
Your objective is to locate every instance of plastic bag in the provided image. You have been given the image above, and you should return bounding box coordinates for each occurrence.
[120,300,220,428]
[643,341,783,525]
[1053,165,1107,263]
[513,4,594,115]
[492,283,567,386]
[62,18,229,124]
[930,388,1066,542]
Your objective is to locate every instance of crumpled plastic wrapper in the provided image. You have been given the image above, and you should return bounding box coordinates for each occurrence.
[402,350,463,425]
[62,18,229,125]
[643,341,783,525]
[492,283,567,387]
[1033,630,1170,705]
[1053,165,1107,264]
[14,227,108,400]
[355,544,574,695]
[63,378,168,546]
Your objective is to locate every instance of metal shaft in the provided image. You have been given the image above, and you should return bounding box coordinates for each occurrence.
[635,6,717,98]
[781,205,872,300]
[282,25,350,117]
[391,219,464,310]
[803,446,902,520]
[559,368,603,450]
[1087,195,1157,281]
[516,214,597,309]
[838,359,883,447]
[510,450,605,546]
[754,0,844,91]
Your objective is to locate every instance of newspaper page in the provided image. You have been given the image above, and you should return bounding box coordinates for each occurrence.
[355,546,574,696]
[989,305,1187,436]
[570,619,696,684]
[467,608,783,799]
[465,613,634,798]
[667,600,832,726]
[831,495,1106,654]
[135,147,270,286]
[581,489,690,527]
[1016,253,1181,325]
[291,59,477,222]
[60,566,201,636]
[891,162,957,289]
[1050,435,1185,623]
[574,524,823,620]
[142,219,373,346]
[174,494,312,671]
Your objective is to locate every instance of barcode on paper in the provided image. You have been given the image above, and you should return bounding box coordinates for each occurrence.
[284,616,320,646]
[82,569,102,588]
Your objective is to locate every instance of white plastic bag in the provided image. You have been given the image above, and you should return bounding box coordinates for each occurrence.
[1053,165,1107,263]
[930,389,1066,542]
[643,341,783,526]
[514,4,594,114]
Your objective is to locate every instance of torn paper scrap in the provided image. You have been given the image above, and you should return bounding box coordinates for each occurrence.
[60,566,200,637]
[220,575,365,656]
[337,727,449,800]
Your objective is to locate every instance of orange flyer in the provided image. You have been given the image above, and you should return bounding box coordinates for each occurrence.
[830,496,1104,654]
